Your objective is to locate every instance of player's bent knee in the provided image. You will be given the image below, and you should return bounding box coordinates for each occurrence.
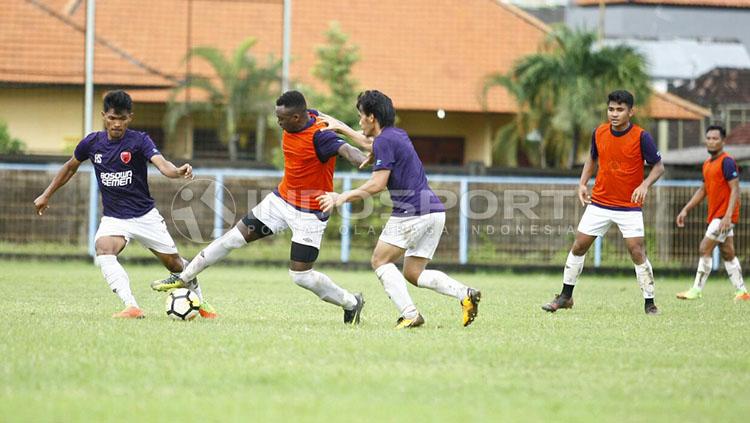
[629,250,646,263]
[220,227,249,250]
[288,269,316,290]
[721,251,735,261]
[402,271,420,286]
[371,256,387,271]
[240,213,273,241]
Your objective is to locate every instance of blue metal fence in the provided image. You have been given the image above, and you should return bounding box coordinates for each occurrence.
[1,162,712,269]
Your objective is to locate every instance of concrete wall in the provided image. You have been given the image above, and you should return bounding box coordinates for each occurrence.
[0,87,512,166]
[0,87,97,155]
[567,5,750,51]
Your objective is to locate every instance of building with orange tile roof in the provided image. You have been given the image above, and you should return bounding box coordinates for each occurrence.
[0,0,708,165]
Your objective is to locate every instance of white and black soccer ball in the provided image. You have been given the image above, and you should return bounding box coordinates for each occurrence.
[165,288,201,321]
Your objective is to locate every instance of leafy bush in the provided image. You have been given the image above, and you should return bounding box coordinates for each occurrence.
[0,120,26,154]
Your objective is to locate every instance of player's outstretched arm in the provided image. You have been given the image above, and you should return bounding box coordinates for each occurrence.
[631,161,665,204]
[337,143,369,167]
[34,157,82,215]
[150,155,193,179]
[676,185,706,228]
[318,113,374,151]
[317,170,389,213]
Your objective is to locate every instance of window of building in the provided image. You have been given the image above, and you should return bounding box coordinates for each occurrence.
[129,126,165,150]
[193,129,257,160]
[410,136,464,165]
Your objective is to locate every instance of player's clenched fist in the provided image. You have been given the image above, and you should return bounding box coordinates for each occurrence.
[33,195,50,215]
[675,210,687,228]
[177,163,193,179]
[578,184,591,206]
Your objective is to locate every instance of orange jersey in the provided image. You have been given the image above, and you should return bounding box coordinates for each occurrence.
[590,123,660,210]
[703,152,740,223]
[276,112,342,211]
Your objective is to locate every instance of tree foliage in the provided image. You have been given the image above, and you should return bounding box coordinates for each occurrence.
[485,26,651,168]
[0,120,25,155]
[309,22,361,128]
[165,37,280,161]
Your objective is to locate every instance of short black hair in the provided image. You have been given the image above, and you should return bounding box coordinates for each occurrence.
[607,90,634,109]
[276,90,307,112]
[103,90,133,114]
[356,90,395,128]
[706,124,726,139]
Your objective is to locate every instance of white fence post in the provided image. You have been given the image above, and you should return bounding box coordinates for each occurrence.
[87,170,98,258]
[459,178,469,264]
[594,236,602,268]
[212,173,225,239]
[341,175,352,263]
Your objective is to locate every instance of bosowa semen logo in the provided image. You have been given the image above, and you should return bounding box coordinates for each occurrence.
[170,178,237,243]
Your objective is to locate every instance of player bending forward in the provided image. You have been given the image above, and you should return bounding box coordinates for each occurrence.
[151,90,367,324]
[318,90,481,329]
[541,90,664,315]
[34,90,216,319]
[675,124,750,301]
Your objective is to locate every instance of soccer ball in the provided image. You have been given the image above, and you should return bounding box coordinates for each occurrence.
[165,288,201,321]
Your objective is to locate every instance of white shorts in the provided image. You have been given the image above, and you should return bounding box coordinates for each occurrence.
[379,212,445,259]
[577,204,644,238]
[705,218,735,242]
[251,193,328,249]
[95,208,178,254]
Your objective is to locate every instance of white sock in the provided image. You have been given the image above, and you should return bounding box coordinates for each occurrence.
[416,269,468,300]
[563,252,585,286]
[692,256,712,291]
[288,269,357,309]
[634,259,655,299]
[95,255,138,308]
[375,263,418,318]
[180,258,203,301]
[724,257,747,292]
[181,227,246,282]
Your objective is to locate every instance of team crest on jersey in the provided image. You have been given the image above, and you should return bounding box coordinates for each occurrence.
[93,153,102,164]
[120,151,131,164]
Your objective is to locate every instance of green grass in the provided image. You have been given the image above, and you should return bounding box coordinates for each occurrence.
[1,260,749,422]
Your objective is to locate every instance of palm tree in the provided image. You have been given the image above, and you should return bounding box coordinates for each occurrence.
[483,74,559,167]
[485,26,651,168]
[165,37,280,161]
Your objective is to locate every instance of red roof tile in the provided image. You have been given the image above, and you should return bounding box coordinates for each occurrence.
[2,0,707,119]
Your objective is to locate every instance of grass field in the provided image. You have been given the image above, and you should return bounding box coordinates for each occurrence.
[1,259,749,422]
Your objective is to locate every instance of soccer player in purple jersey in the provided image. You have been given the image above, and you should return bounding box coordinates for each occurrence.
[33,90,216,319]
[317,90,481,329]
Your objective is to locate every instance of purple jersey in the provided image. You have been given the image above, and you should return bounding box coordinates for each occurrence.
[372,127,446,216]
[74,129,160,219]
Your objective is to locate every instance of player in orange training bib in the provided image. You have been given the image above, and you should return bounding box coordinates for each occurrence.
[675,125,749,302]
[541,90,665,315]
